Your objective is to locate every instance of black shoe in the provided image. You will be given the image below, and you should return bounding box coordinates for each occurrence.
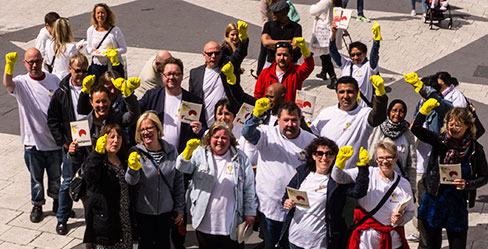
[327,77,337,89]
[69,209,76,218]
[56,221,68,235]
[30,205,43,223]
[52,199,59,213]
[316,72,327,80]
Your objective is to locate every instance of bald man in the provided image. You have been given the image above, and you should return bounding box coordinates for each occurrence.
[3,48,62,223]
[135,50,172,99]
[189,41,255,125]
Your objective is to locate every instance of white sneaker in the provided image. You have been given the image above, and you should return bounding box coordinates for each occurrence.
[407,233,420,242]
[410,9,416,16]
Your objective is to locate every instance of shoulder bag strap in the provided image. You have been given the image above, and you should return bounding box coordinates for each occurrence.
[349,63,373,107]
[95,26,114,50]
[134,147,173,193]
[353,175,401,229]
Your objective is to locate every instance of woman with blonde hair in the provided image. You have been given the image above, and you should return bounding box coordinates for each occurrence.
[45,17,77,79]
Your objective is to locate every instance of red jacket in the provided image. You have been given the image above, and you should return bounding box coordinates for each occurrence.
[254,55,314,102]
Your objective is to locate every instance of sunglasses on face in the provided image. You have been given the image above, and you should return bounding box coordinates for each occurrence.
[314,151,335,158]
[350,52,362,58]
[204,51,220,57]
[74,69,89,74]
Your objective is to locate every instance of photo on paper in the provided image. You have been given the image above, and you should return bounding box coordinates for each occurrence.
[70,120,91,147]
[234,103,254,127]
[439,163,461,184]
[179,101,202,124]
[286,187,310,208]
[295,90,316,124]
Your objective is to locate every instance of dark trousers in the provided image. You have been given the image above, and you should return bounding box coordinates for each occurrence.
[195,230,244,249]
[136,211,172,249]
[319,54,336,78]
[170,212,186,249]
[421,219,467,249]
[259,212,286,249]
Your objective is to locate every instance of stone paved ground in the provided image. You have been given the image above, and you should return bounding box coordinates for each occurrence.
[0,0,487,248]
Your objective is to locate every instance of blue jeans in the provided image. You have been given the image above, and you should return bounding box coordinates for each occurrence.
[259,212,284,249]
[342,0,365,17]
[422,0,428,12]
[24,146,62,206]
[410,0,416,10]
[56,148,81,222]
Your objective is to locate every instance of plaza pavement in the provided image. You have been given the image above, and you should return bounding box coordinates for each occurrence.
[0,0,487,248]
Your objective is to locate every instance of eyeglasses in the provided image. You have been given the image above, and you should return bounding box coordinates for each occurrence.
[350,52,362,58]
[24,59,43,66]
[376,156,395,162]
[162,72,182,78]
[204,51,220,57]
[140,126,155,133]
[314,151,335,158]
[74,69,89,74]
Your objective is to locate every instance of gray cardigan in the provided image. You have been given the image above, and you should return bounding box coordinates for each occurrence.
[125,140,185,215]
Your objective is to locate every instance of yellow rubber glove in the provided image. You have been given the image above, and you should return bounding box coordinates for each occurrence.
[335,146,354,170]
[294,37,311,58]
[419,98,440,116]
[253,98,271,117]
[103,49,120,66]
[95,134,108,154]
[127,77,141,93]
[370,75,386,96]
[111,77,131,97]
[128,152,142,171]
[221,61,236,85]
[356,147,370,166]
[182,139,200,160]
[372,22,382,41]
[238,20,248,41]
[82,75,96,94]
[403,72,424,93]
[4,52,17,75]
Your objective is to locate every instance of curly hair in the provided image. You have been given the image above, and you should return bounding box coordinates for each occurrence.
[304,137,339,173]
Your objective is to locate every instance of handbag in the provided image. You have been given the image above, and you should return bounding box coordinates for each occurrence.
[311,18,330,48]
[69,166,86,202]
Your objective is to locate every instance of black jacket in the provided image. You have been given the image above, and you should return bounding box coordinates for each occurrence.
[47,74,77,147]
[279,164,369,249]
[139,88,206,153]
[189,38,255,112]
[83,151,128,245]
[412,113,488,208]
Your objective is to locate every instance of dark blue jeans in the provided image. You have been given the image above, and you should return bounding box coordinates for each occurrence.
[342,0,365,17]
[56,148,81,222]
[24,146,62,206]
[136,211,172,249]
[259,212,284,249]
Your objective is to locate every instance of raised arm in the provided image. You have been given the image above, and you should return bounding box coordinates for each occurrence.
[3,52,17,93]
[367,75,388,127]
[242,98,270,145]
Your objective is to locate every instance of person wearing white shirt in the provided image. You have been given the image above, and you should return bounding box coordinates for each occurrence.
[435,72,467,108]
[3,48,62,224]
[333,140,414,249]
[242,100,316,249]
[44,18,78,80]
[310,75,388,169]
[35,12,60,60]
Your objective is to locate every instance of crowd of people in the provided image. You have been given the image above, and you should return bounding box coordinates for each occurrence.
[1,1,487,249]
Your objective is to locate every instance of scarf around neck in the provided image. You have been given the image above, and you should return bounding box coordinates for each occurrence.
[380,118,410,139]
[442,132,472,164]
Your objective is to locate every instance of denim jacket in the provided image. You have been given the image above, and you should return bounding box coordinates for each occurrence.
[176,146,257,240]
[413,86,453,133]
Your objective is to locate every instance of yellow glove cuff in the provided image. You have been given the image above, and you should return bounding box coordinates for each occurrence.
[4,52,18,75]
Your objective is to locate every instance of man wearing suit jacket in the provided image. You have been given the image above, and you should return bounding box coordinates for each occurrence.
[189,39,256,125]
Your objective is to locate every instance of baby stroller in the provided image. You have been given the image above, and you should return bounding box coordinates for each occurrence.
[423,0,453,29]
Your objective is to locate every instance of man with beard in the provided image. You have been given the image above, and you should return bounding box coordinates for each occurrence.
[242,100,316,249]
[47,53,89,235]
[135,50,172,99]
[254,39,314,102]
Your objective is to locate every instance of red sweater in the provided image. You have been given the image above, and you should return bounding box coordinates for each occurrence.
[254,55,314,102]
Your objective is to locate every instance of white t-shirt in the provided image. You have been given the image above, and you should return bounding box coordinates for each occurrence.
[11,73,61,151]
[44,41,77,80]
[86,25,127,66]
[289,172,329,249]
[69,84,87,121]
[276,69,285,83]
[255,126,316,221]
[416,141,432,174]
[163,93,182,148]
[337,167,414,249]
[442,85,467,108]
[35,27,51,59]
[203,67,226,125]
[340,58,377,107]
[310,104,372,169]
[197,150,236,235]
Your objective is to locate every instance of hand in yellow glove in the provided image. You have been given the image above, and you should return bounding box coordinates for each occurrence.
[103,49,120,66]
[335,146,354,170]
[419,98,440,116]
[82,75,96,94]
[372,22,382,41]
[182,139,200,160]
[112,77,135,97]
[238,20,248,41]
[128,152,142,171]
[5,52,18,75]
[127,77,141,93]
[370,75,386,96]
[356,147,370,166]
[221,61,236,85]
[95,134,108,154]
[253,98,271,117]
[403,72,424,93]
[294,37,311,58]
